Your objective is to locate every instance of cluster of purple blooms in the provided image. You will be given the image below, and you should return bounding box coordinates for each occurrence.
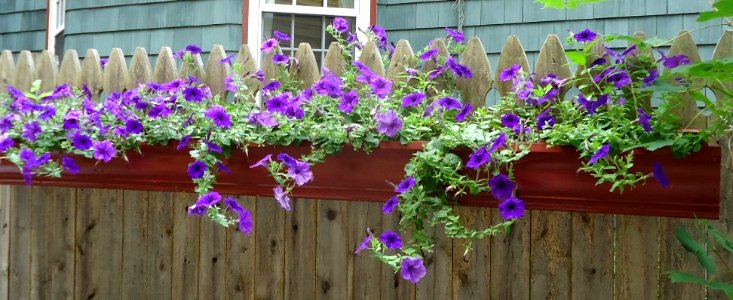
[187,191,254,234]
[249,152,313,211]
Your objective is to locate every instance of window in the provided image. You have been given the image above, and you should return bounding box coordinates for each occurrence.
[246,0,370,66]
[47,0,66,54]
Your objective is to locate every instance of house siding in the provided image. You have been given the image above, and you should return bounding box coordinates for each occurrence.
[0,0,48,52]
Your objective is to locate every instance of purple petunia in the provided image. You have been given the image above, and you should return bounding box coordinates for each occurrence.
[395,176,416,194]
[250,154,273,168]
[188,191,222,216]
[379,231,403,249]
[261,38,278,53]
[339,90,359,113]
[0,137,14,153]
[238,209,254,235]
[400,257,427,284]
[501,113,520,130]
[183,86,205,102]
[537,109,556,130]
[574,28,598,42]
[466,146,490,169]
[277,153,298,167]
[498,197,525,219]
[369,76,392,99]
[188,161,207,179]
[375,110,403,138]
[488,133,507,153]
[273,30,290,41]
[219,54,235,65]
[288,160,314,186]
[262,80,281,94]
[383,196,399,214]
[402,92,426,108]
[489,173,515,200]
[224,197,245,214]
[186,44,203,55]
[125,119,144,134]
[577,93,609,115]
[500,64,522,81]
[0,116,14,133]
[92,140,116,163]
[642,68,659,87]
[419,48,438,61]
[437,97,461,110]
[355,234,373,254]
[205,105,232,128]
[272,54,289,65]
[332,17,349,33]
[72,134,93,150]
[61,157,80,175]
[637,108,652,133]
[250,111,279,127]
[659,52,691,69]
[588,144,610,165]
[22,121,42,142]
[274,186,291,211]
[314,71,344,98]
[265,93,290,113]
[455,103,473,122]
[445,27,465,43]
[652,161,670,188]
[369,24,388,48]
[446,57,472,79]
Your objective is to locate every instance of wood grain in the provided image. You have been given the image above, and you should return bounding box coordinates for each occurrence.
[8,186,31,300]
[172,192,200,300]
[284,198,317,299]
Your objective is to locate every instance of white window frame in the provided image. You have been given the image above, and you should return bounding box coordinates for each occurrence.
[246,0,370,65]
[46,0,66,51]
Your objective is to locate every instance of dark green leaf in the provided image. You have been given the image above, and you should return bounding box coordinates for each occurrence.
[698,0,733,22]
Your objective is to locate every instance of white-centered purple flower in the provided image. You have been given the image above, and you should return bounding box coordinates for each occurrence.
[400,257,427,284]
[274,186,291,211]
[288,160,313,186]
[498,196,525,219]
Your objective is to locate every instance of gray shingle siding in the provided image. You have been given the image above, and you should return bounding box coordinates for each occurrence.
[0,0,48,52]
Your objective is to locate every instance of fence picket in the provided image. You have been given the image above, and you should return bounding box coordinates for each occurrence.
[205,45,231,98]
[180,53,205,81]
[323,42,347,77]
[80,49,104,100]
[0,50,15,90]
[103,48,129,93]
[495,35,530,98]
[14,51,37,92]
[262,50,280,84]
[358,41,385,76]
[235,44,260,100]
[291,43,320,89]
[386,39,415,84]
[667,31,707,130]
[35,51,58,92]
[57,50,81,87]
[127,47,152,89]
[152,47,178,83]
[535,34,572,95]
[456,37,493,107]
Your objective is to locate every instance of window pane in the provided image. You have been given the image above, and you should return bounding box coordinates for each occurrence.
[327,0,353,8]
[296,0,322,7]
[293,15,322,49]
[325,16,355,46]
[262,13,293,48]
[265,0,292,5]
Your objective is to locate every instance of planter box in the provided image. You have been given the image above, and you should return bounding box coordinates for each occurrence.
[0,142,721,218]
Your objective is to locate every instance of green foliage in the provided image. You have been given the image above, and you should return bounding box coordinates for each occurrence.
[698,0,733,22]
[534,0,606,9]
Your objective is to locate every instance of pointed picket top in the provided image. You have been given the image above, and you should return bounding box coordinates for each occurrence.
[323,42,347,77]
[14,51,37,91]
[574,36,607,99]
[358,40,385,76]
[667,30,706,130]
[80,49,104,100]
[102,48,129,93]
[628,32,654,110]
[262,50,280,84]
[35,50,58,92]
[534,34,572,94]
[386,39,416,84]
[57,49,81,87]
[291,43,320,89]
[456,37,492,107]
[422,38,450,73]
[235,44,261,97]
[495,35,530,97]
[180,53,205,81]
[127,47,152,89]
[712,30,733,102]
[205,45,231,97]
[0,50,16,90]
[633,32,654,56]
[152,47,178,83]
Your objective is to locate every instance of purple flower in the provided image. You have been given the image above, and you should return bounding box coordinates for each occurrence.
[288,161,313,186]
[588,144,610,165]
[238,209,254,235]
[100,58,108,69]
[272,54,289,65]
[489,173,515,200]
[498,197,525,219]
[537,109,556,130]
[607,71,631,89]
[0,137,14,153]
[446,57,472,78]
[249,111,279,127]
[38,106,56,120]
[273,30,290,41]
[314,72,344,98]
[419,48,438,61]
[183,86,205,102]
[500,64,522,81]
[274,186,291,211]
[224,197,245,214]
[205,105,232,128]
[438,97,461,110]
[375,110,403,138]
[250,154,273,168]
[339,90,359,113]
[379,231,402,249]
[19,148,35,164]
[659,53,690,69]
[188,192,221,215]
[354,234,373,254]
[395,176,416,194]
[92,140,116,163]
[261,38,278,53]
[445,27,465,43]
[653,161,669,188]
[423,102,436,117]
[466,146,490,169]
[186,44,203,55]
[216,161,231,174]
[369,76,392,99]
[369,25,388,48]
[637,108,652,133]
[177,135,192,151]
[277,153,298,167]
[488,133,507,153]
[204,141,223,153]
[22,121,42,142]
[72,134,93,150]
[0,116,14,133]
[383,196,399,214]
[402,92,426,108]
[125,119,143,134]
[400,257,427,284]
[266,93,290,113]
[188,161,207,179]
[501,113,520,129]
[577,93,609,115]
[219,54,235,65]
[332,17,349,33]
[455,103,473,122]
[642,68,659,87]
[574,28,597,42]
[262,80,281,94]
[61,157,80,175]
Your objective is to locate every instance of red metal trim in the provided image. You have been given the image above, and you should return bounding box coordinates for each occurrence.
[242,0,250,43]
[0,142,721,219]
[370,0,377,25]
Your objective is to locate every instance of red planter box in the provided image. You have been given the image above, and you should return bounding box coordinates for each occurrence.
[0,142,721,218]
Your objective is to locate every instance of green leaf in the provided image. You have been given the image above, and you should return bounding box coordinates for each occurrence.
[668,271,733,297]
[676,226,704,254]
[566,51,586,66]
[622,140,674,152]
[534,0,606,9]
[698,0,733,22]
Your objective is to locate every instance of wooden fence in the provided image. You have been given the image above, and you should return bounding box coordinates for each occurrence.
[0,30,731,299]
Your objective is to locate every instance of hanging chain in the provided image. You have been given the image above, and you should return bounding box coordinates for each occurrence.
[452,0,465,32]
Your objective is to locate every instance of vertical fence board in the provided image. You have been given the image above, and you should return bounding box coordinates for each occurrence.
[358,41,385,77]
[710,133,732,300]
[205,45,231,98]
[386,39,415,84]
[284,198,317,299]
[0,186,10,300]
[422,39,450,96]
[198,203,227,300]
[534,34,572,95]
[152,47,179,84]
[262,51,280,84]
[381,211,415,300]
[529,211,572,300]
[14,51,37,92]
[127,47,152,89]
[35,51,58,92]
[80,49,104,100]
[323,42,347,77]
[103,48,129,93]
[415,220,453,299]
[235,44,261,99]
[147,191,174,300]
[180,53,205,81]
[659,216,707,298]
[226,196,256,300]
[316,200,352,299]
[122,191,148,300]
[710,30,733,131]
[56,50,81,87]
[496,36,531,97]
[456,37,493,107]
[75,188,124,300]
[667,30,707,130]
[291,43,321,89]
[172,192,200,300]
[570,213,614,300]
[350,202,383,300]
[0,50,15,90]
[254,196,285,300]
[8,186,31,300]
[616,216,659,299]
[451,206,491,300]
[490,210,531,300]
[30,187,74,300]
